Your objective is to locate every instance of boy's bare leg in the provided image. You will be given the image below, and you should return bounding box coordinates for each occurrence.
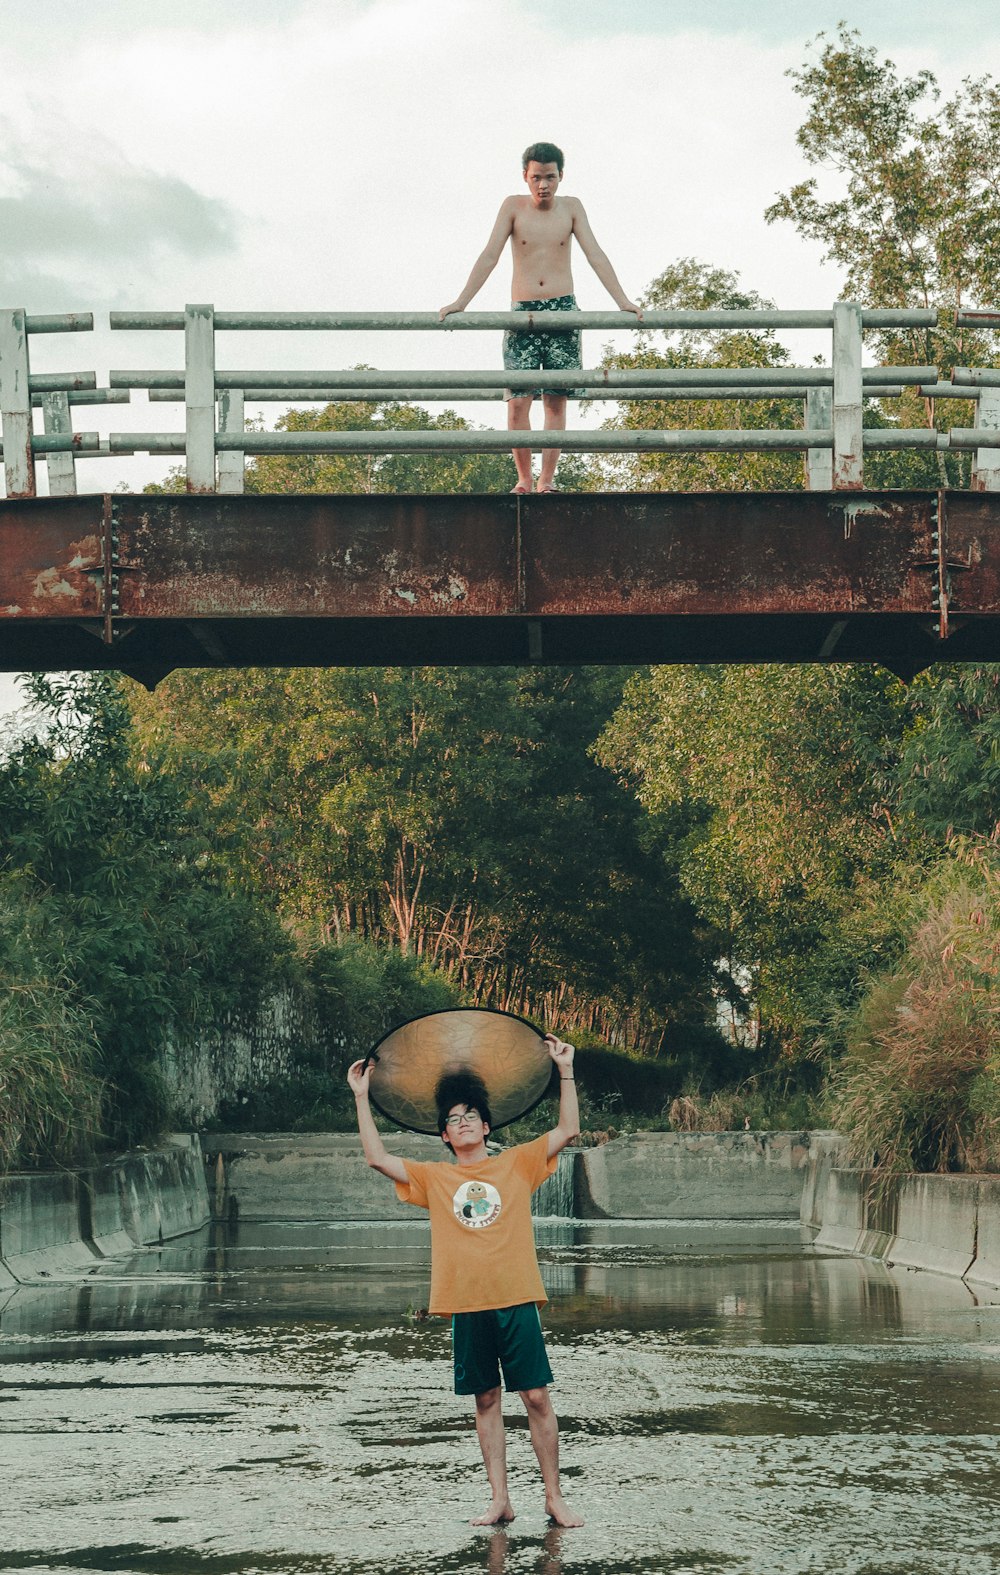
[471,1386,516,1524]
[536,395,567,492]
[507,395,534,492]
[519,1386,584,1527]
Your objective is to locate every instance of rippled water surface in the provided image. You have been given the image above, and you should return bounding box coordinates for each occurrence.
[2,1217,999,1575]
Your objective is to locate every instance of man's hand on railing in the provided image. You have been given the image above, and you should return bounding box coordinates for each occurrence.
[438,302,465,321]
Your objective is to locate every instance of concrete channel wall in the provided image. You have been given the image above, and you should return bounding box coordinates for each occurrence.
[203,1132,444,1222]
[6,1129,998,1292]
[810,1167,1000,1290]
[575,1129,840,1220]
[204,1129,843,1223]
[0,1135,210,1283]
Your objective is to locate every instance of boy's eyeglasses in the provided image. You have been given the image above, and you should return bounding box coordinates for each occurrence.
[445,1110,481,1128]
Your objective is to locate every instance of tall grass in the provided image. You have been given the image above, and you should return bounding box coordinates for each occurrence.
[831,838,1000,1176]
[0,890,104,1170]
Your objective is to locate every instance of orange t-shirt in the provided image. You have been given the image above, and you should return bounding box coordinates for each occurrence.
[394,1132,558,1315]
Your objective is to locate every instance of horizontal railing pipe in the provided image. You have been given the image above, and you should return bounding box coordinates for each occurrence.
[952,368,1000,386]
[148,384,914,404]
[109,307,937,332]
[955,310,1000,329]
[107,427,951,458]
[30,388,130,408]
[912,383,978,398]
[103,428,956,459]
[34,432,101,452]
[217,427,833,454]
[0,433,101,456]
[109,365,936,392]
[23,313,95,334]
[107,435,189,454]
[27,372,98,392]
[949,428,1000,448]
[863,430,947,449]
[110,428,835,456]
[855,384,976,398]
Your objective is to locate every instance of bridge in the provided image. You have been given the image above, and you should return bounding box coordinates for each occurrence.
[3,303,1000,684]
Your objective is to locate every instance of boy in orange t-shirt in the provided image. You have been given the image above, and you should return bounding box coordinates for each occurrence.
[347,1034,582,1528]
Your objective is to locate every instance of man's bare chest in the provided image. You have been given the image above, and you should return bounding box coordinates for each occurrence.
[511,207,574,252]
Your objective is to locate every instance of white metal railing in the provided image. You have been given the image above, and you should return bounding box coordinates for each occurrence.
[3,302,1000,497]
[103,301,943,495]
[0,309,111,498]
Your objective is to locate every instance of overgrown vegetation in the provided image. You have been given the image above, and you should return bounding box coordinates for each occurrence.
[125,664,713,1049]
[831,839,1000,1176]
[216,939,462,1132]
[766,23,1000,488]
[590,259,805,494]
[0,879,103,1169]
[0,675,294,1163]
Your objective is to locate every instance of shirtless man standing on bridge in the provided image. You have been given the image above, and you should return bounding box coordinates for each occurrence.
[439,141,641,494]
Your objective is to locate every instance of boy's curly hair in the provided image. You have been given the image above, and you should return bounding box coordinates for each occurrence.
[522,141,564,173]
[436,1070,493,1144]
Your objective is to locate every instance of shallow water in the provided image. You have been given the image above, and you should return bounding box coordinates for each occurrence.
[1,1217,999,1575]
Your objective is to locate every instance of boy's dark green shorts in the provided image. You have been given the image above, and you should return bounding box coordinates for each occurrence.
[502,293,582,399]
[452,1302,554,1395]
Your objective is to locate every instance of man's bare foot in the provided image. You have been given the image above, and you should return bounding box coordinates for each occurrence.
[511,483,531,494]
[545,1494,584,1528]
[536,484,558,494]
[471,1498,516,1526]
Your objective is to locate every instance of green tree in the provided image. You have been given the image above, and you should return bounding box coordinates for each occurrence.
[585,259,805,493]
[766,25,1000,485]
[148,390,590,497]
[245,397,518,495]
[595,663,916,1056]
[127,664,712,1048]
[897,666,1000,838]
[0,675,294,1150]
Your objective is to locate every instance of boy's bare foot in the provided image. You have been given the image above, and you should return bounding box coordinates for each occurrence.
[545,1494,584,1528]
[471,1497,516,1526]
[536,484,558,494]
[511,483,531,494]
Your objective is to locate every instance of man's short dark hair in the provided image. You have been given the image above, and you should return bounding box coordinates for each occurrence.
[436,1070,493,1142]
[522,141,564,174]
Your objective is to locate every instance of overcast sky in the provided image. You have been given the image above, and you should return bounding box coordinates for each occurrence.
[2,0,1000,717]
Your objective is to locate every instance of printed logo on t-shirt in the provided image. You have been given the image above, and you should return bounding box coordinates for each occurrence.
[453,1178,502,1229]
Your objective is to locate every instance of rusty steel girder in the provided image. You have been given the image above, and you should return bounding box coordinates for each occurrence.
[2,490,1000,684]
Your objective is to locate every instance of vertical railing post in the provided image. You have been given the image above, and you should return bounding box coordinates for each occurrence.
[185,302,216,492]
[804,387,833,490]
[832,301,864,490]
[217,389,245,494]
[972,385,1000,491]
[0,307,36,498]
[42,391,78,495]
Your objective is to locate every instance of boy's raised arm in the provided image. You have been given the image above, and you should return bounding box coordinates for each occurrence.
[347,1059,410,1183]
[440,199,516,319]
[544,1034,581,1159]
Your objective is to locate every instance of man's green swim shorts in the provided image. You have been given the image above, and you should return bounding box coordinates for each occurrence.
[452,1302,555,1395]
[502,294,582,399]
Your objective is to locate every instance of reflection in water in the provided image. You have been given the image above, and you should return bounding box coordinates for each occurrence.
[0,1217,998,1574]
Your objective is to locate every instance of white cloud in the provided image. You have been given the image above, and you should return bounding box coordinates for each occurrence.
[0,144,239,306]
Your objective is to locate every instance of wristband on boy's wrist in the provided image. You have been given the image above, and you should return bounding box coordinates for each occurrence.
[560,1075,574,1081]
